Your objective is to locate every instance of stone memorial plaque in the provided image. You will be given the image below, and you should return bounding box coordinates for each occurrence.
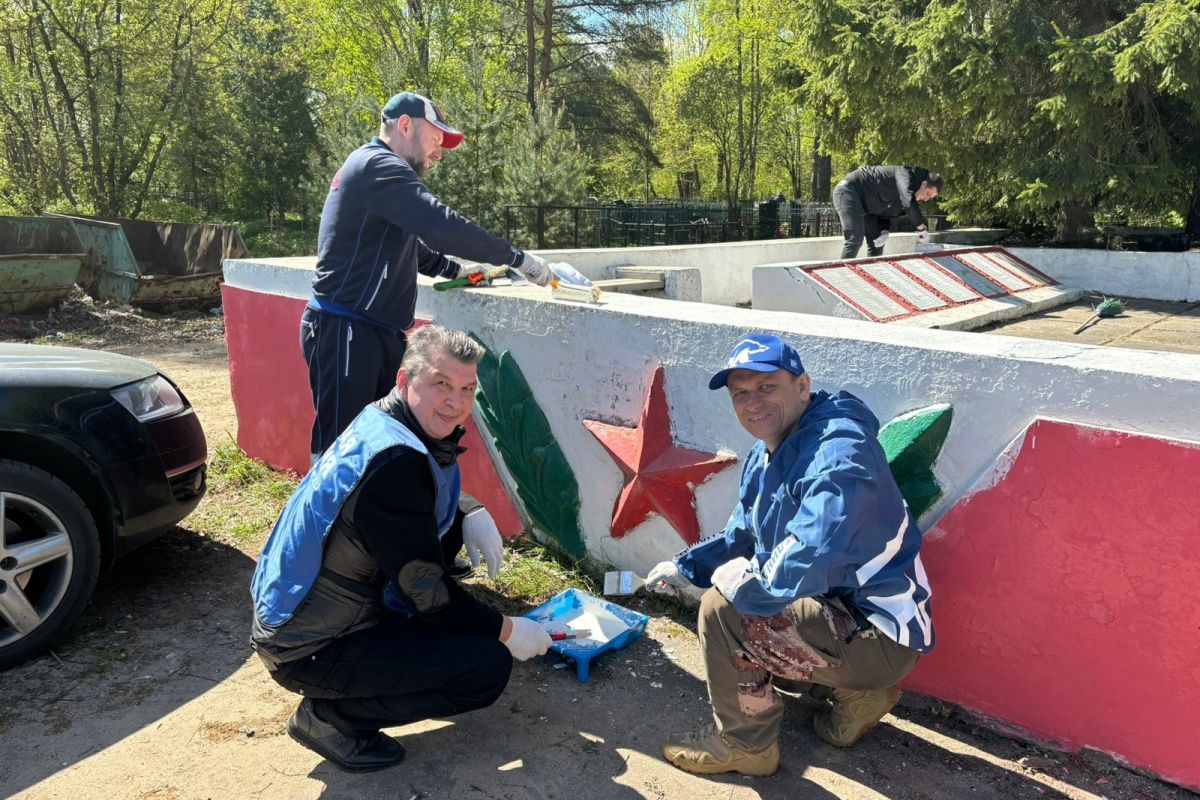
[957,251,1031,290]
[862,263,948,310]
[903,260,981,303]
[817,267,910,320]
[930,256,1005,296]
[984,250,1050,286]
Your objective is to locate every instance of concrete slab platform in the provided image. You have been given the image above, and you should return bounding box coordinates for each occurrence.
[979,297,1200,355]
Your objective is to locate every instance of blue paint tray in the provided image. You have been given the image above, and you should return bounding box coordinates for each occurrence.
[525,588,649,682]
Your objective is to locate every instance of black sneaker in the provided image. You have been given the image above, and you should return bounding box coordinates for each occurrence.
[286,699,405,772]
[448,556,473,579]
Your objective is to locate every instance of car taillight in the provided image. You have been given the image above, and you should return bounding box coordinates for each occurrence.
[110,375,187,423]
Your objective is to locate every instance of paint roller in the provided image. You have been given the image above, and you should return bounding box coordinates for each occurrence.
[550,278,602,304]
[548,262,602,304]
[432,264,511,291]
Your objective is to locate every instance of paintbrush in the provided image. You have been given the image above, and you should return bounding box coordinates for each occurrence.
[603,570,648,596]
[549,629,592,640]
[1073,296,1125,334]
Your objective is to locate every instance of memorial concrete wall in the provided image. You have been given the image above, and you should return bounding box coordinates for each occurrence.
[223,252,1200,790]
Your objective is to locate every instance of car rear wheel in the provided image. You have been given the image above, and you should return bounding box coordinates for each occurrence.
[0,459,101,670]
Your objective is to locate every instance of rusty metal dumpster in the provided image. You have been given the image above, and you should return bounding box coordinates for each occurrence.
[45,214,247,308]
[0,217,88,314]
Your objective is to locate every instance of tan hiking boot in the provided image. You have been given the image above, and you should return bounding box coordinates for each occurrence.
[662,723,779,776]
[812,686,901,747]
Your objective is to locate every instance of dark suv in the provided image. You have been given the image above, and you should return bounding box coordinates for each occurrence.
[0,343,207,669]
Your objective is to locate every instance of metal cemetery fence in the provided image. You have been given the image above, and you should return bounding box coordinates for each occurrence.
[504,201,847,250]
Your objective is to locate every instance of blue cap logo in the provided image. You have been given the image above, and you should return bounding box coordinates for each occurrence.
[708,333,805,390]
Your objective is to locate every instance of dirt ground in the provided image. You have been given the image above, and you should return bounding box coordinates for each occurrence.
[0,304,1193,800]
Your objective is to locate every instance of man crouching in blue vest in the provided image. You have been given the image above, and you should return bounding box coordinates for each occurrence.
[647,333,935,777]
[250,324,552,772]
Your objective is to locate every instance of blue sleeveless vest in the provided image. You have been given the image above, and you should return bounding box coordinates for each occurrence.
[251,405,461,626]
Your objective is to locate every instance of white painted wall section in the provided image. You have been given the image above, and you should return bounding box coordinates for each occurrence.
[1012,247,1200,302]
[536,229,1003,306]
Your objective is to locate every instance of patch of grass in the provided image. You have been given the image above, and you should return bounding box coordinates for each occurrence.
[463,536,601,614]
[463,538,701,624]
[929,699,958,719]
[84,644,126,677]
[190,443,298,544]
[492,538,599,598]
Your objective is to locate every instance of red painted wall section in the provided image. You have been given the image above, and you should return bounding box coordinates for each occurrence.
[220,284,524,537]
[910,419,1200,790]
[221,284,313,475]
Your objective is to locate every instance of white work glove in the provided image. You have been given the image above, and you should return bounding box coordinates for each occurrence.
[501,616,552,661]
[711,556,754,602]
[549,262,592,287]
[453,260,486,281]
[462,508,504,579]
[872,230,889,250]
[516,251,552,286]
[916,225,929,243]
[645,560,691,595]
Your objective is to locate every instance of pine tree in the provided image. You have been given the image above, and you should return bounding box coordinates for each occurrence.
[425,60,516,236]
[501,98,588,248]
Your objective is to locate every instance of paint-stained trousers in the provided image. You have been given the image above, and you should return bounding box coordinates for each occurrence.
[300,307,407,459]
[698,589,920,751]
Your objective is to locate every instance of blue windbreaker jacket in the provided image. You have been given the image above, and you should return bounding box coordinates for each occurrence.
[675,390,935,652]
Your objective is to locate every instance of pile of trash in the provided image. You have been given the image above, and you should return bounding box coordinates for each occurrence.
[0,285,226,349]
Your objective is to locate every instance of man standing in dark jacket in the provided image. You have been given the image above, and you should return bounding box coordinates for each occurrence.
[251,325,552,772]
[302,91,572,461]
[833,166,942,259]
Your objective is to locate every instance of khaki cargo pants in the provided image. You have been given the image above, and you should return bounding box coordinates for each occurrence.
[698,588,920,751]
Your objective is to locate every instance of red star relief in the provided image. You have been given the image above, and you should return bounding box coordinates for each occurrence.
[583,366,736,544]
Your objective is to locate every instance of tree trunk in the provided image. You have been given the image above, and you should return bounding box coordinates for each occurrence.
[540,0,552,90]
[407,0,429,91]
[524,0,536,113]
[810,132,831,202]
[1185,179,1200,245]
[1057,198,1095,242]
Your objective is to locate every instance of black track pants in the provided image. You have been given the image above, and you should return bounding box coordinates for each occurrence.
[833,182,885,259]
[270,616,513,738]
[300,307,407,459]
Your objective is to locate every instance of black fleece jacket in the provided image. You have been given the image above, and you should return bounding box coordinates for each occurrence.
[841,165,931,228]
[350,391,502,635]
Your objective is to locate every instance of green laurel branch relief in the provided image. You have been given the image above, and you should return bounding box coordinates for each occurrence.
[879,403,953,519]
[472,334,586,559]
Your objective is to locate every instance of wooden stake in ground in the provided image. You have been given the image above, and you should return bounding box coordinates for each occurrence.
[1073,297,1125,334]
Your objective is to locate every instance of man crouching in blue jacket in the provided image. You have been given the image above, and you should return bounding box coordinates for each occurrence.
[649,332,935,777]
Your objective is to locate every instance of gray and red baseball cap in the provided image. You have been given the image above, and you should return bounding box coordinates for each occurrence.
[381,92,464,149]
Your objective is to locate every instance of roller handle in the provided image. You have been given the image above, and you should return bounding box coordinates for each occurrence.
[433,271,490,291]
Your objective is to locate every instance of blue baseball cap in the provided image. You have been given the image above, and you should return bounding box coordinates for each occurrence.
[708,333,806,390]
[381,91,464,149]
